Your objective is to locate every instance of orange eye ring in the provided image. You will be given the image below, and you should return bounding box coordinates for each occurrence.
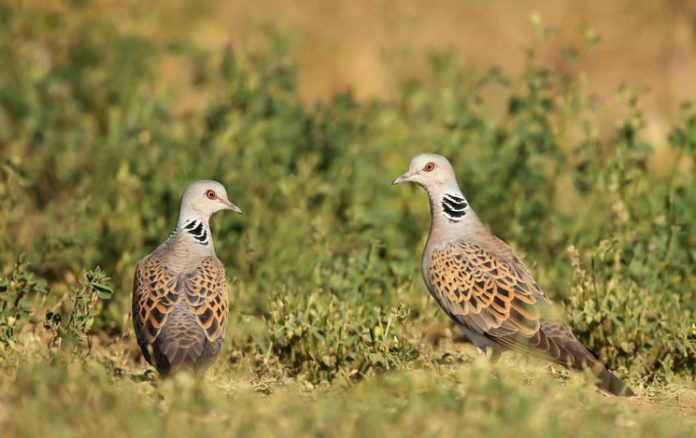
[206,190,216,200]
[424,162,435,172]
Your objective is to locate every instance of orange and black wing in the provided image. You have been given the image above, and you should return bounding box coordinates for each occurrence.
[178,256,229,345]
[132,256,228,372]
[132,256,179,346]
[428,240,588,366]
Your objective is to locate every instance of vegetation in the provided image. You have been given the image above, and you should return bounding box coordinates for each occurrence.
[0,2,694,436]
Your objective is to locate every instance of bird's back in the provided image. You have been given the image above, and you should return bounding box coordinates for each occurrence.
[132,238,228,375]
[423,232,633,396]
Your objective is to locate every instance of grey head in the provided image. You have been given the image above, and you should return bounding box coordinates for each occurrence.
[392,153,459,191]
[392,153,474,227]
[177,179,243,226]
[171,180,243,248]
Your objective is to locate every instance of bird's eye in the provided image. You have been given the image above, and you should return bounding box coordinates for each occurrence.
[424,162,435,172]
[206,190,216,200]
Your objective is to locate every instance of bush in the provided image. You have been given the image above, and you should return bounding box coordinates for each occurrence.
[0,257,47,349]
[0,4,694,435]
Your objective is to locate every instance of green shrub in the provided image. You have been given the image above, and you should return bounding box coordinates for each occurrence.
[1,1,694,381]
[0,3,694,435]
[44,267,113,353]
[0,257,47,348]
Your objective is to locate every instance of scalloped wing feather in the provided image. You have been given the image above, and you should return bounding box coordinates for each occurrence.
[429,238,634,396]
[427,240,546,339]
[178,257,229,342]
[426,240,605,365]
[132,256,179,344]
[132,255,228,369]
[427,239,621,373]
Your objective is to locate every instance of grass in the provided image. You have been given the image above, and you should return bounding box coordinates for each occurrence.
[0,2,695,436]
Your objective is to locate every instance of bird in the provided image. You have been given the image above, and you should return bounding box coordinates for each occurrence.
[392,153,634,396]
[132,180,243,375]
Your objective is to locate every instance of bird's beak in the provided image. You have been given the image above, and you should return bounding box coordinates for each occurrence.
[392,170,416,185]
[221,199,244,214]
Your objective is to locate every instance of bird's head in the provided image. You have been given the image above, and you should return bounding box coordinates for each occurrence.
[179,180,243,220]
[391,153,459,191]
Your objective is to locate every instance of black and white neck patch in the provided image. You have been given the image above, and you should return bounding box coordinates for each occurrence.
[184,220,209,245]
[441,193,468,222]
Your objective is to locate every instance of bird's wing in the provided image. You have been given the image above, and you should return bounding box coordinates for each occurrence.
[132,255,179,346]
[132,255,228,347]
[427,239,588,367]
[178,256,229,343]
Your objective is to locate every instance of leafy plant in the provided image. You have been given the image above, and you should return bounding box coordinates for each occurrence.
[0,257,48,348]
[45,267,113,353]
[0,1,695,435]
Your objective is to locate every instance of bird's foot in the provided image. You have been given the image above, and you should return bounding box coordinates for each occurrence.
[475,345,502,362]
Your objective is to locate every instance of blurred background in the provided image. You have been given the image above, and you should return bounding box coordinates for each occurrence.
[41,0,690,182]
[102,0,696,125]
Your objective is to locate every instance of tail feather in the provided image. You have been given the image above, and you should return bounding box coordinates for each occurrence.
[141,304,209,375]
[595,366,635,396]
[537,323,635,396]
[563,342,635,396]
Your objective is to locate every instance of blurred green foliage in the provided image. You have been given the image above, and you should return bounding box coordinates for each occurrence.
[44,267,113,353]
[0,2,694,435]
[0,257,47,348]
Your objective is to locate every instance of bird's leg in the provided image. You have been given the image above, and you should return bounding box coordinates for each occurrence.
[488,347,502,363]
[476,345,503,362]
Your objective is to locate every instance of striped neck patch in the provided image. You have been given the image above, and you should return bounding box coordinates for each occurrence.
[183,220,209,245]
[441,193,468,222]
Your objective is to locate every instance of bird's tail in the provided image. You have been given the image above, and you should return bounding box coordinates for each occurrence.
[565,341,635,396]
[593,364,635,396]
[540,324,635,396]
